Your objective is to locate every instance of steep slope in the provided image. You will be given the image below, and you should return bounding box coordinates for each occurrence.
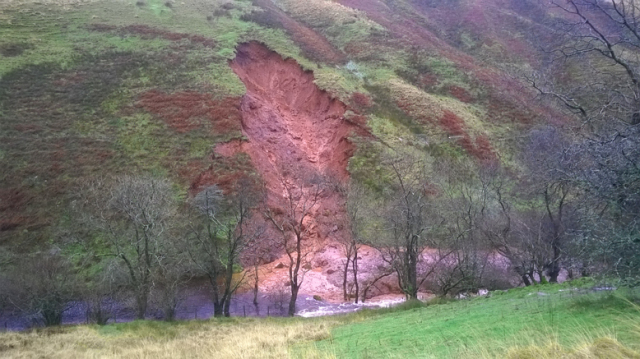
[224,41,357,251]
[0,0,576,299]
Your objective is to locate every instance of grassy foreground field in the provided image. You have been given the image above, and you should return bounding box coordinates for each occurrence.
[311,281,640,358]
[0,281,639,359]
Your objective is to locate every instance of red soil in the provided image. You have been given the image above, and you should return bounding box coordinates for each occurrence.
[188,41,371,298]
[137,90,242,134]
[216,41,361,268]
[228,41,356,182]
[214,139,246,158]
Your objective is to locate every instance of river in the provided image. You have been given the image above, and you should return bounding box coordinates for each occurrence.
[0,285,407,331]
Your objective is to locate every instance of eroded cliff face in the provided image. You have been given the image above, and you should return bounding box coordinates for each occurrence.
[216,42,369,298]
[221,41,357,259]
[217,43,518,301]
[229,41,355,182]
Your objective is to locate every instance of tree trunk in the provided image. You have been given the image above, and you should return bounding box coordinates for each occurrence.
[42,303,64,327]
[253,264,259,306]
[213,302,223,317]
[135,291,147,319]
[549,243,561,283]
[342,256,351,301]
[406,241,419,299]
[223,275,233,317]
[537,269,548,284]
[515,266,531,286]
[353,246,359,303]
[223,299,231,317]
[210,276,223,317]
[288,285,299,316]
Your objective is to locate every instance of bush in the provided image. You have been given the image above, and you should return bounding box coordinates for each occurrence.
[5,250,79,327]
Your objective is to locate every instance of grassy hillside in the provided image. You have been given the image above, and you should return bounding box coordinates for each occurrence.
[0,282,638,358]
[0,0,557,255]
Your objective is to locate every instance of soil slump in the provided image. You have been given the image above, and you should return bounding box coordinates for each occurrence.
[227,41,357,251]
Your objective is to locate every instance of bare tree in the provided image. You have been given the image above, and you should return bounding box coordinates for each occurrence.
[152,249,191,321]
[527,1,640,284]
[523,127,585,282]
[573,124,640,284]
[76,175,176,319]
[5,250,78,327]
[528,0,640,125]
[242,223,271,309]
[184,179,262,317]
[477,151,583,285]
[526,2,640,281]
[432,161,491,296]
[265,171,326,316]
[371,153,451,300]
[82,260,126,325]
[334,180,369,303]
[359,269,395,303]
[477,164,531,285]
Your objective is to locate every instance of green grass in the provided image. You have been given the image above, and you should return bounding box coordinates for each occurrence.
[275,0,384,50]
[0,1,261,249]
[309,282,640,358]
[1,281,637,358]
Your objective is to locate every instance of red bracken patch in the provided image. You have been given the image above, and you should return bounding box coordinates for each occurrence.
[439,111,495,161]
[0,216,27,231]
[439,110,466,137]
[395,99,433,126]
[189,155,256,195]
[474,134,496,162]
[0,187,31,212]
[418,73,439,88]
[447,85,474,103]
[137,90,242,134]
[13,124,41,133]
[351,92,373,109]
[87,23,116,32]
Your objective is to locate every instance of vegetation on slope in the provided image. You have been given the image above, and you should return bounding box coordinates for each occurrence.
[0,0,541,253]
